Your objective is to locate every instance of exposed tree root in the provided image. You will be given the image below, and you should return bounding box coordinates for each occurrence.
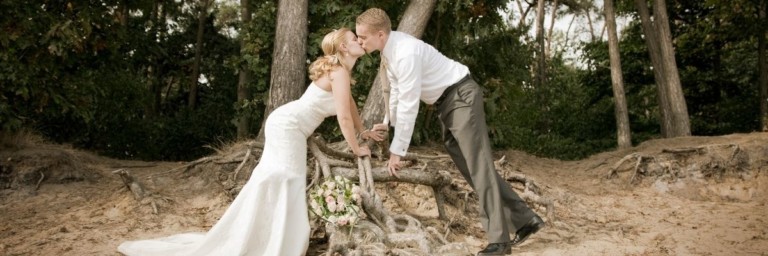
[0,146,98,191]
[310,136,469,255]
[605,143,750,184]
[120,134,552,253]
[113,168,172,214]
[311,138,552,255]
[114,169,147,200]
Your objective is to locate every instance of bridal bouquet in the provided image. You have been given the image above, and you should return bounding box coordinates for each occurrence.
[308,176,364,227]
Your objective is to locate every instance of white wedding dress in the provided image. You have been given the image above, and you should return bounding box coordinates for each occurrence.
[118,83,336,256]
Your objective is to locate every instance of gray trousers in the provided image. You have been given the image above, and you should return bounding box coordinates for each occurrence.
[436,76,535,243]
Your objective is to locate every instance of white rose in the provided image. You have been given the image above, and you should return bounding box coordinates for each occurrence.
[352,194,361,203]
[310,200,319,211]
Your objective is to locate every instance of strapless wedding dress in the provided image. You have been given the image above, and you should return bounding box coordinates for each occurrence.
[118,84,336,256]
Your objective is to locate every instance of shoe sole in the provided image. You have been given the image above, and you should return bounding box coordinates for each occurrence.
[476,244,513,256]
[511,222,544,246]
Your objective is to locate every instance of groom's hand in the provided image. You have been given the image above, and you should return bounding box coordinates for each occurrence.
[362,129,385,142]
[371,123,389,142]
[387,153,402,178]
[372,123,388,131]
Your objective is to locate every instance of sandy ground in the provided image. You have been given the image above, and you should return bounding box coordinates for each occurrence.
[1,132,767,256]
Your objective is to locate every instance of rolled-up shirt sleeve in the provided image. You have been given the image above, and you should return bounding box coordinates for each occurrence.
[389,54,421,156]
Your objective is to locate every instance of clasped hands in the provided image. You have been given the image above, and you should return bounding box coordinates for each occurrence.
[353,123,387,157]
[353,124,403,177]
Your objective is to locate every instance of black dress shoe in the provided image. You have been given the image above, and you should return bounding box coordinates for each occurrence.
[510,215,545,246]
[476,242,512,256]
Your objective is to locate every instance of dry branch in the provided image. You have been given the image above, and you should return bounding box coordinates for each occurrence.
[34,171,44,191]
[330,167,451,188]
[315,135,450,161]
[231,149,252,180]
[113,169,147,200]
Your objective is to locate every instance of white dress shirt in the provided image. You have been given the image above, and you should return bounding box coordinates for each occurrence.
[381,31,470,156]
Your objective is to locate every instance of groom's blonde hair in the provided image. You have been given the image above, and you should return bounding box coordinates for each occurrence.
[356,8,391,33]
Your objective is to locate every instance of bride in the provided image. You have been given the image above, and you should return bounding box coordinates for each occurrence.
[118,28,382,256]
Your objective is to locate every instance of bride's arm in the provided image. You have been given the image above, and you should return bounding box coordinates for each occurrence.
[329,68,369,156]
[349,97,365,133]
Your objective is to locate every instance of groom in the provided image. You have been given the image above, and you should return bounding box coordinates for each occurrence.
[356,8,544,255]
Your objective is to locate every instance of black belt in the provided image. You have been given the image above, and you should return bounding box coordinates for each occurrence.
[435,74,472,106]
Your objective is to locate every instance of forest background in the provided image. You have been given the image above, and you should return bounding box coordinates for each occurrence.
[1,0,766,162]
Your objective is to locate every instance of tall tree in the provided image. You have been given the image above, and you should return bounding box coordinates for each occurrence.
[634,0,671,136]
[585,7,597,42]
[189,0,212,109]
[145,0,163,118]
[604,0,631,148]
[360,0,437,127]
[546,0,559,57]
[759,1,768,131]
[515,0,535,28]
[653,0,690,137]
[535,0,547,87]
[257,0,308,141]
[236,0,253,139]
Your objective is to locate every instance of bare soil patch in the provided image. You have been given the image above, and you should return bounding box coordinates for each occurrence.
[1,132,766,255]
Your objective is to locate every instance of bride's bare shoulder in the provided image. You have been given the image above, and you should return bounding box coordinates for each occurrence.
[312,76,332,91]
[315,67,350,90]
[327,66,350,79]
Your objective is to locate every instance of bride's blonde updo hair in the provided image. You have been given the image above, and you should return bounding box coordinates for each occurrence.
[308,28,355,84]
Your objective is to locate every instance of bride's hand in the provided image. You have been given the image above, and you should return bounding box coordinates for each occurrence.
[354,145,371,157]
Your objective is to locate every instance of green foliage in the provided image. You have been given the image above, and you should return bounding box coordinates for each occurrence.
[577,0,763,155]
[2,0,764,161]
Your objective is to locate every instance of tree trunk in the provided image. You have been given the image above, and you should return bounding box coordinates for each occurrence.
[546,0,559,57]
[516,0,534,29]
[563,13,576,47]
[585,10,596,42]
[634,0,672,137]
[535,0,547,87]
[236,0,252,140]
[256,0,308,142]
[604,0,631,149]
[145,0,162,118]
[360,0,437,127]
[759,2,767,131]
[189,0,210,109]
[653,0,690,137]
